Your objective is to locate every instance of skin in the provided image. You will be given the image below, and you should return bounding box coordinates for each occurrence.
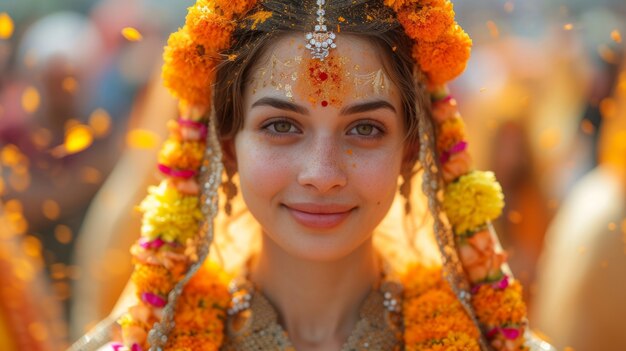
[224,33,406,351]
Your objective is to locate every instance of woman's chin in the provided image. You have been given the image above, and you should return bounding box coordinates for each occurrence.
[268,228,372,262]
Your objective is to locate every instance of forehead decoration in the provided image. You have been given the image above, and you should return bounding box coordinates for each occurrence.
[250,50,391,108]
[298,53,349,107]
[304,0,337,60]
[161,0,471,112]
[353,66,390,98]
[250,54,302,100]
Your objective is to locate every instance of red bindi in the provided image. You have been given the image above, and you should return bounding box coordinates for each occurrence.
[321,100,328,107]
[319,72,328,81]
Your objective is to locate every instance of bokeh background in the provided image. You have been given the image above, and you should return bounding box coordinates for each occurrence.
[0,0,624,350]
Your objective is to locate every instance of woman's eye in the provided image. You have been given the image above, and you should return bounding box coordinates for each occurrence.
[264,120,300,134]
[348,123,382,137]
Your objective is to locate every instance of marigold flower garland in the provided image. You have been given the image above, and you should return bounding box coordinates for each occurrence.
[116,1,259,349]
[431,90,529,350]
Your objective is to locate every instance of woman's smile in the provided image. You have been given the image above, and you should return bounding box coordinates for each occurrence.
[282,202,357,230]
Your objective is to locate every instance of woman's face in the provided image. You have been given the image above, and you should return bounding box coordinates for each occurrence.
[232,34,406,261]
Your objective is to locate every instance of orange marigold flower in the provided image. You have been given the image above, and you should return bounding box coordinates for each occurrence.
[175,286,229,331]
[186,2,235,50]
[405,314,468,343]
[166,332,223,351]
[408,332,480,351]
[402,265,446,298]
[472,280,527,327]
[404,290,479,343]
[397,0,455,42]
[214,0,257,19]
[437,116,466,154]
[383,0,420,11]
[131,263,178,297]
[405,289,459,322]
[403,266,480,349]
[414,24,472,86]
[165,263,230,347]
[158,138,206,170]
[162,27,217,107]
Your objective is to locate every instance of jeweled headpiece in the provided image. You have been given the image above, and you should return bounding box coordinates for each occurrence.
[305,0,337,60]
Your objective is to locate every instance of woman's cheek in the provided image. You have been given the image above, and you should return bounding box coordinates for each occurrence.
[351,150,402,199]
[236,134,294,199]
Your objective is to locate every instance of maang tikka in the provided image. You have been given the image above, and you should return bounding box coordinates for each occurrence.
[305,0,336,60]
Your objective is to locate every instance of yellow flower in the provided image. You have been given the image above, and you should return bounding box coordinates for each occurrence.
[162,27,217,107]
[158,138,205,170]
[414,23,472,86]
[139,181,203,244]
[443,171,504,235]
[397,0,455,42]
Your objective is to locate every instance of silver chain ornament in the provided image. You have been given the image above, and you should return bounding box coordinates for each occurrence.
[305,0,337,60]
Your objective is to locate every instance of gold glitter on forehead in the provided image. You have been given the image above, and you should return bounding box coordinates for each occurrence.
[354,69,389,98]
[250,54,302,100]
[249,50,392,106]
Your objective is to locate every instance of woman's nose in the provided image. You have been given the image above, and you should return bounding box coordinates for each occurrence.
[297,137,347,193]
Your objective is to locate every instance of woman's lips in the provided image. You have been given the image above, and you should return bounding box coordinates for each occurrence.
[284,203,355,229]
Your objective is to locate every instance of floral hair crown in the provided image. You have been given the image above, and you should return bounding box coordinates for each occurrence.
[162,0,472,111]
[103,1,534,351]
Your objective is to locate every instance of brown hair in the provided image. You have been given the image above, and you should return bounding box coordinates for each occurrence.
[213,0,431,165]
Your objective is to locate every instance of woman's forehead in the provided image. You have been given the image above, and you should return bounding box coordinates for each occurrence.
[267,33,384,68]
[247,33,398,109]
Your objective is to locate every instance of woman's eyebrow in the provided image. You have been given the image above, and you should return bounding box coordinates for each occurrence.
[251,97,309,115]
[339,100,397,115]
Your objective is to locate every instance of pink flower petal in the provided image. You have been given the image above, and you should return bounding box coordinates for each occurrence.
[178,118,208,139]
[494,275,509,290]
[141,292,167,307]
[440,141,468,164]
[501,327,521,340]
[139,237,167,249]
[157,164,197,179]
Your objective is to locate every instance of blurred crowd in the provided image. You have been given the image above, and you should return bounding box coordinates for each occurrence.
[0,0,624,350]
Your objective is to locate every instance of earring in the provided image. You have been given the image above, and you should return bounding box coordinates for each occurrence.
[223,168,238,216]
